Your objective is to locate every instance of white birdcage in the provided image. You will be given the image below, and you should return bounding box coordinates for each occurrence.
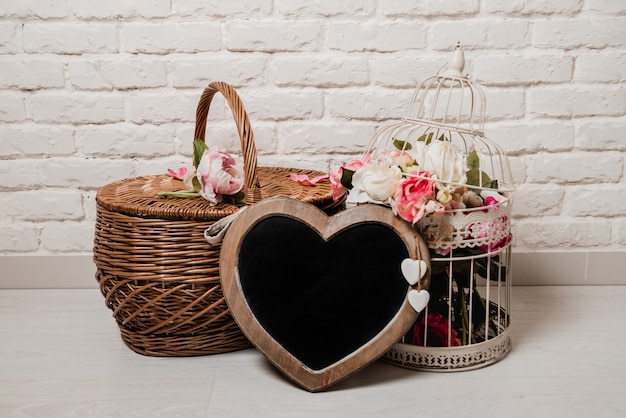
[368,45,515,371]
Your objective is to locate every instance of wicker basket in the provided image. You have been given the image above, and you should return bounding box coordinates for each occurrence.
[93,82,342,356]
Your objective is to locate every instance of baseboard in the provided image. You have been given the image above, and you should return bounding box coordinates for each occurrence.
[0,251,625,289]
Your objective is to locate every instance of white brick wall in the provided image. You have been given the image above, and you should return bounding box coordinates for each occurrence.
[1,0,625,257]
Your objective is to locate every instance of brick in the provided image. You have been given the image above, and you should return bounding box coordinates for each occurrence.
[0,23,19,53]
[127,91,199,124]
[372,55,444,88]
[511,183,564,217]
[528,85,626,118]
[0,94,26,121]
[1,0,69,18]
[82,191,98,221]
[276,0,376,16]
[563,186,626,217]
[575,51,626,83]
[23,23,118,54]
[483,87,525,120]
[71,0,171,18]
[68,57,167,90]
[474,52,572,86]
[484,0,582,14]
[0,190,84,221]
[242,89,324,121]
[617,219,626,245]
[526,152,623,184]
[39,158,135,189]
[170,54,268,88]
[584,0,626,14]
[122,22,221,54]
[507,156,527,186]
[270,55,369,87]
[77,123,176,157]
[277,121,375,154]
[381,0,478,16]
[41,221,95,252]
[533,17,626,49]
[175,0,271,16]
[225,20,320,52]
[327,20,426,52]
[513,218,612,248]
[0,223,40,252]
[326,88,410,120]
[0,57,66,89]
[484,120,575,155]
[176,121,278,156]
[28,92,125,123]
[0,126,75,157]
[430,20,528,51]
[575,119,626,151]
[0,159,40,189]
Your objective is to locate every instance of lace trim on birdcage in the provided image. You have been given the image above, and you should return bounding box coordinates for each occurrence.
[416,197,512,251]
[382,329,511,372]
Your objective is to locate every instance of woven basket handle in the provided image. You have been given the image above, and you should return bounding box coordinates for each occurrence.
[194,81,261,204]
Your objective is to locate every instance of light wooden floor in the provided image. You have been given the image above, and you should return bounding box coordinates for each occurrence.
[1,286,625,417]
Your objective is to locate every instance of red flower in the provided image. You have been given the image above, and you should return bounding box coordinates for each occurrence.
[411,313,461,347]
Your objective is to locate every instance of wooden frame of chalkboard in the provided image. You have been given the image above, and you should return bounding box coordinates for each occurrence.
[220,197,430,392]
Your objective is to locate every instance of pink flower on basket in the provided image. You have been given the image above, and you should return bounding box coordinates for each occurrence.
[290,173,329,186]
[393,172,445,224]
[196,148,244,205]
[168,166,196,188]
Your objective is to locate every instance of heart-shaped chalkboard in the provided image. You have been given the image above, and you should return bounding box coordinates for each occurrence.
[220,197,430,392]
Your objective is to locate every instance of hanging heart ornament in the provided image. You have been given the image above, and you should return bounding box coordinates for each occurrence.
[219,197,430,392]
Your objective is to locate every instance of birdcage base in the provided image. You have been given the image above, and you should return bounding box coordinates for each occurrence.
[382,327,510,372]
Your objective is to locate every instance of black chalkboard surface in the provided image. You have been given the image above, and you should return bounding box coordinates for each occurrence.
[220,197,430,392]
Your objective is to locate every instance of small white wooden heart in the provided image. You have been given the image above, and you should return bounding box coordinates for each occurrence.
[401,258,428,286]
[408,289,430,314]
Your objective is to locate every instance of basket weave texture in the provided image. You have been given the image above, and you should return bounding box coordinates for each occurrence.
[93,82,342,356]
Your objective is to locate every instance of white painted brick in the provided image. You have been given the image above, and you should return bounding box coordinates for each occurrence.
[575,119,626,151]
[242,89,324,121]
[127,91,199,124]
[68,57,167,90]
[511,183,564,217]
[276,0,376,16]
[325,88,411,120]
[575,51,626,83]
[0,57,66,89]
[0,93,26,121]
[40,221,94,252]
[429,19,528,51]
[0,190,84,221]
[372,55,444,88]
[528,85,626,118]
[76,123,176,157]
[507,156,527,185]
[484,120,575,155]
[618,219,626,246]
[1,0,69,18]
[278,121,375,154]
[533,17,626,49]
[474,52,572,86]
[583,0,626,14]
[39,158,136,189]
[327,20,426,52]
[0,126,75,157]
[82,191,98,221]
[23,23,118,54]
[225,20,320,52]
[0,223,40,252]
[28,92,125,124]
[122,22,221,54]
[176,121,278,156]
[270,54,369,87]
[0,159,40,189]
[174,0,272,17]
[135,156,190,177]
[513,218,612,248]
[170,54,268,88]
[483,87,525,120]
[526,152,623,184]
[70,0,171,18]
[381,0,478,16]
[0,23,19,53]
[484,0,582,15]
[563,186,626,217]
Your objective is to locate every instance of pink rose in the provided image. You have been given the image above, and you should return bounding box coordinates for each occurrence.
[329,156,371,202]
[196,148,244,205]
[393,172,443,224]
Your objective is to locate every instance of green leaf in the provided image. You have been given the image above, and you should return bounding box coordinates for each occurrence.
[417,132,434,144]
[193,139,209,168]
[223,190,246,207]
[393,138,412,151]
[490,179,499,189]
[467,150,480,170]
[191,176,202,193]
[466,169,492,189]
[340,168,355,189]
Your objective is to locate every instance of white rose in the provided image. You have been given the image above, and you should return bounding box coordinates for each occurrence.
[420,140,467,186]
[347,164,402,204]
